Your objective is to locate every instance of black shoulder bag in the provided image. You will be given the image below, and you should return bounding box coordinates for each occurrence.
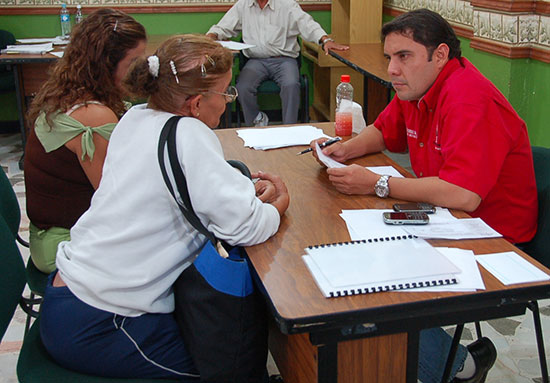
[157,116,268,383]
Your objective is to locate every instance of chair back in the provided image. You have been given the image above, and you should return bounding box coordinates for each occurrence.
[523,146,550,267]
[0,30,16,92]
[0,217,27,341]
[0,167,21,238]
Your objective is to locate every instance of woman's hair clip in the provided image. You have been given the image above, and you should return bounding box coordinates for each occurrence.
[200,55,216,78]
[113,20,118,32]
[147,55,160,78]
[170,60,179,84]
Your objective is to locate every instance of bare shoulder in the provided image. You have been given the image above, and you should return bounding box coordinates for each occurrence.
[70,103,119,127]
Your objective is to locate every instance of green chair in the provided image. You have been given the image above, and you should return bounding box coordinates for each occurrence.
[0,167,48,332]
[442,146,550,383]
[0,217,178,382]
[0,30,16,93]
[0,216,27,341]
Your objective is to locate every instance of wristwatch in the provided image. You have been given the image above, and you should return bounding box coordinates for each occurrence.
[374,175,391,198]
[319,37,335,46]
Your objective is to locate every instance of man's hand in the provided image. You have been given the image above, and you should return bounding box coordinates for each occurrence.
[326,165,380,195]
[206,33,218,40]
[323,41,349,55]
[309,138,348,167]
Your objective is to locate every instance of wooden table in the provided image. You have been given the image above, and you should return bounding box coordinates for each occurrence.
[329,43,393,124]
[215,122,550,383]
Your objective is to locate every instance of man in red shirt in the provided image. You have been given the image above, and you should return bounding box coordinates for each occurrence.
[318,10,537,245]
[315,9,538,383]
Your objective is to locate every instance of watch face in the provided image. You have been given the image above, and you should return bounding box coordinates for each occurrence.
[375,176,389,198]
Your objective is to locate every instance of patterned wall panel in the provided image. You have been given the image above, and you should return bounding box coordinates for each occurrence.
[384,0,550,61]
[0,0,329,6]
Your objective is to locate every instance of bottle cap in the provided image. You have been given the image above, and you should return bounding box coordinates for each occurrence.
[61,3,66,7]
[341,74,351,83]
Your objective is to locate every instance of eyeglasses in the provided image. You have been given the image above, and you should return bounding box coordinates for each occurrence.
[208,86,238,103]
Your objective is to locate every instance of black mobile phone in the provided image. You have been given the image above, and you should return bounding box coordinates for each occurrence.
[383,211,430,225]
[392,202,436,214]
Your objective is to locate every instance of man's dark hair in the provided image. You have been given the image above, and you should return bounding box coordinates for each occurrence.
[381,9,461,60]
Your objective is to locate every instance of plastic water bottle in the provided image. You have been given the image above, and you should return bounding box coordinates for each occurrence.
[75,5,83,24]
[335,74,354,136]
[60,3,71,38]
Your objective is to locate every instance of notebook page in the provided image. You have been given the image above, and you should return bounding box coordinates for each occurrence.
[306,237,460,288]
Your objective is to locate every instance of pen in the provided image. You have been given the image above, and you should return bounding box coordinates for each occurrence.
[296,136,342,155]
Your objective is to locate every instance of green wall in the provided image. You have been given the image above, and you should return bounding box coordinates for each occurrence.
[1,11,548,146]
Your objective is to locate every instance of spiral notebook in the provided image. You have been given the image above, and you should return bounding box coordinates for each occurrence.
[303,236,460,298]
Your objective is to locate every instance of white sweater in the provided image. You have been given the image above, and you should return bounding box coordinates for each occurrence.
[56,105,280,316]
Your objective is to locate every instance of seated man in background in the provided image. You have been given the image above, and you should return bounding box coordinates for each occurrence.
[206,0,348,126]
[314,8,538,383]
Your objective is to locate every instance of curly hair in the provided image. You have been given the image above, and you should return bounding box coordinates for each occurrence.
[124,34,233,115]
[27,8,146,128]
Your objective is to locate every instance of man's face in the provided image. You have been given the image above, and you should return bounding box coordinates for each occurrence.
[383,32,442,101]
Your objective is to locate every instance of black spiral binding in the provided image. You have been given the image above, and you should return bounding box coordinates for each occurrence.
[306,235,459,298]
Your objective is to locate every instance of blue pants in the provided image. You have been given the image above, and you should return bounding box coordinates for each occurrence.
[236,57,300,126]
[419,327,468,383]
[40,274,465,382]
[40,273,199,380]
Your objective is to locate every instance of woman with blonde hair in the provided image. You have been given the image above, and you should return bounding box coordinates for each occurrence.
[40,34,289,380]
[24,8,147,274]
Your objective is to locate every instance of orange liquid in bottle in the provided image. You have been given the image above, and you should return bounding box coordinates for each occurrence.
[335,112,353,136]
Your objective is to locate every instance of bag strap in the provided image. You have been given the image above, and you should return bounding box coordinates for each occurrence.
[158,115,217,245]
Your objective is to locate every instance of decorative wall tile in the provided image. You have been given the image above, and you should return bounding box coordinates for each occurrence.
[502,14,518,44]
[489,12,502,41]
[540,16,550,46]
[478,11,491,38]
[472,10,479,35]
[519,15,540,44]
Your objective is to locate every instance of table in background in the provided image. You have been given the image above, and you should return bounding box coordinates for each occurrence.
[329,43,393,124]
[215,122,550,383]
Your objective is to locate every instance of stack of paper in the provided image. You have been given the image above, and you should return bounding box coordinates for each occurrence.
[16,36,69,45]
[477,252,550,285]
[2,43,54,55]
[216,41,255,51]
[237,126,329,150]
[402,218,502,240]
[303,237,461,297]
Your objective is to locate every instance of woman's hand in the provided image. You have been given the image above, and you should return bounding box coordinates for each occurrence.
[251,171,290,216]
[254,179,276,202]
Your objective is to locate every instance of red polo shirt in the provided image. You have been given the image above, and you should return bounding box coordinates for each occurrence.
[374,57,537,243]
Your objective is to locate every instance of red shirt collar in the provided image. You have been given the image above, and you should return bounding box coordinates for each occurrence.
[414,57,466,111]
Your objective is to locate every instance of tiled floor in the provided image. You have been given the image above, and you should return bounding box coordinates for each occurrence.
[1,132,549,383]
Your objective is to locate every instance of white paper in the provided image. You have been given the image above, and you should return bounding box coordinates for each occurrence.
[476,252,550,285]
[315,141,346,168]
[407,247,485,292]
[4,43,54,54]
[217,41,255,50]
[366,166,405,178]
[403,217,502,240]
[17,37,55,44]
[16,36,68,45]
[49,51,64,58]
[340,207,457,241]
[237,126,329,150]
[305,237,460,288]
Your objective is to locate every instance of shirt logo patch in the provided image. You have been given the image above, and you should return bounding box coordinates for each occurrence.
[406,128,418,139]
